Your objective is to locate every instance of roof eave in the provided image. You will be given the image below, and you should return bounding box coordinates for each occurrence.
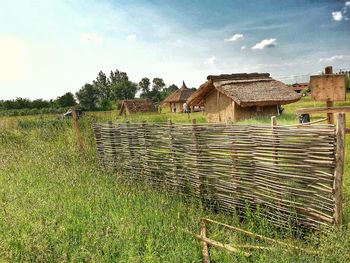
[239,97,301,107]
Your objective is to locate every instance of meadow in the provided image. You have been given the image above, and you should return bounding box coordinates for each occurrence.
[0,96,349,262]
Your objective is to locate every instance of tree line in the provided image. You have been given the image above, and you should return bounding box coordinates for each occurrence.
[0,93,76,110]
[1,69,185,115]
[76,69,180,110]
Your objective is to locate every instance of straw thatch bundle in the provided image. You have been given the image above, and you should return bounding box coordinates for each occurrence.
[187,73,301,107]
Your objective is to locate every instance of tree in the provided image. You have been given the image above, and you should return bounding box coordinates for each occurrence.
[152,78,165,92]
[93,71,111,101]
[14,97,31,109]
[110,69,128,84]
[31,99,50,109]
[55,92,76,107]
[164,84,178,94]
[111,80,138,100]
[139,77,151,96]
[147,89,163,104]
[75,83,100,110]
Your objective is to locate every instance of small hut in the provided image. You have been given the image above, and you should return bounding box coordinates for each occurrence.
[187,73,301,122]
[162,81,195,113]
[119,98,155,115]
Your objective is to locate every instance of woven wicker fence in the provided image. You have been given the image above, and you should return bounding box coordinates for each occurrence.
[93,117,345,230]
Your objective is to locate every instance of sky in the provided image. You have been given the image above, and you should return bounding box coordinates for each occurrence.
[0,0,350,100]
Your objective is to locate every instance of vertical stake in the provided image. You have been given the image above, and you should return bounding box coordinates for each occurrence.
[325,66,334,124]
[334,113,346,226]
[192,118,203,203]
[271,116,277,127]
[271,116,282,209]
[141,120,150,181]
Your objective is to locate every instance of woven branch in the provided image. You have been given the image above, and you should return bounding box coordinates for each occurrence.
[93,122,338,230]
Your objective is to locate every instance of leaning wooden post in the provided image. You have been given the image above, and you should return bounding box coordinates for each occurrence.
[71,107,84,152]
[325,66,334,124]
[334,113,346,226]
[200,220,210,263]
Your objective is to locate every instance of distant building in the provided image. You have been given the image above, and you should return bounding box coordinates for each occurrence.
[162,81,195,113]
[119,99,155,115]
[289,82,309,93]
[187,73,301,122]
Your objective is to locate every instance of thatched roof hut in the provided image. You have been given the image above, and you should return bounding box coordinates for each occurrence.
[162,81,195,112]
[119,98,155,115]
[187,73,301,122]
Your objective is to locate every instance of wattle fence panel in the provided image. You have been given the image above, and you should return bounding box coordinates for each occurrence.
[93,120,345,230]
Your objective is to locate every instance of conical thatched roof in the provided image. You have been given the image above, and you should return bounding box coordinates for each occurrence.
[163,81,195,103]
[187,73,301,107]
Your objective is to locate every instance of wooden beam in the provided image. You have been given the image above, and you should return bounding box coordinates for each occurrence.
[202,218,317,254]
[183,229,251,257]
[200,222,210,263]
[334,113,346,226]
[296,106,350,115]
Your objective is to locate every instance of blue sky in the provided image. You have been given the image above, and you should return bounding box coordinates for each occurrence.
[1,0,349,100]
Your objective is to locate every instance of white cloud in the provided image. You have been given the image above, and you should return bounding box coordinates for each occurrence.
[240,46,246,50]
[332,2,350,21]
[204,56,217,65]
[332,11,343,21]
[251,38,277,50]
[126,34,137,43]
[319,55,348,62]
[224,33,244,42]
[80,32,103,43]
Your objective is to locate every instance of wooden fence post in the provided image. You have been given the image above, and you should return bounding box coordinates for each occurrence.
[107,120,117,169]
[325,66,334,124]
[71,107,84,152]
[141,120,150,181]
[167,119,178,190]
[192,118,204,203]
[271,116,278,165]
[334,112,346,226]
[227,117,241,210]
[92,122,105,166]
[271,116,283,211]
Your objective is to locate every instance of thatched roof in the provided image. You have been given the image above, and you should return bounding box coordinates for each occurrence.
[187,73,301,107]
[119,99,155,115]
[162,81,195,103]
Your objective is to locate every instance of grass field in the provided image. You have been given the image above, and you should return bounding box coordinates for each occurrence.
[0,96,350,262]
